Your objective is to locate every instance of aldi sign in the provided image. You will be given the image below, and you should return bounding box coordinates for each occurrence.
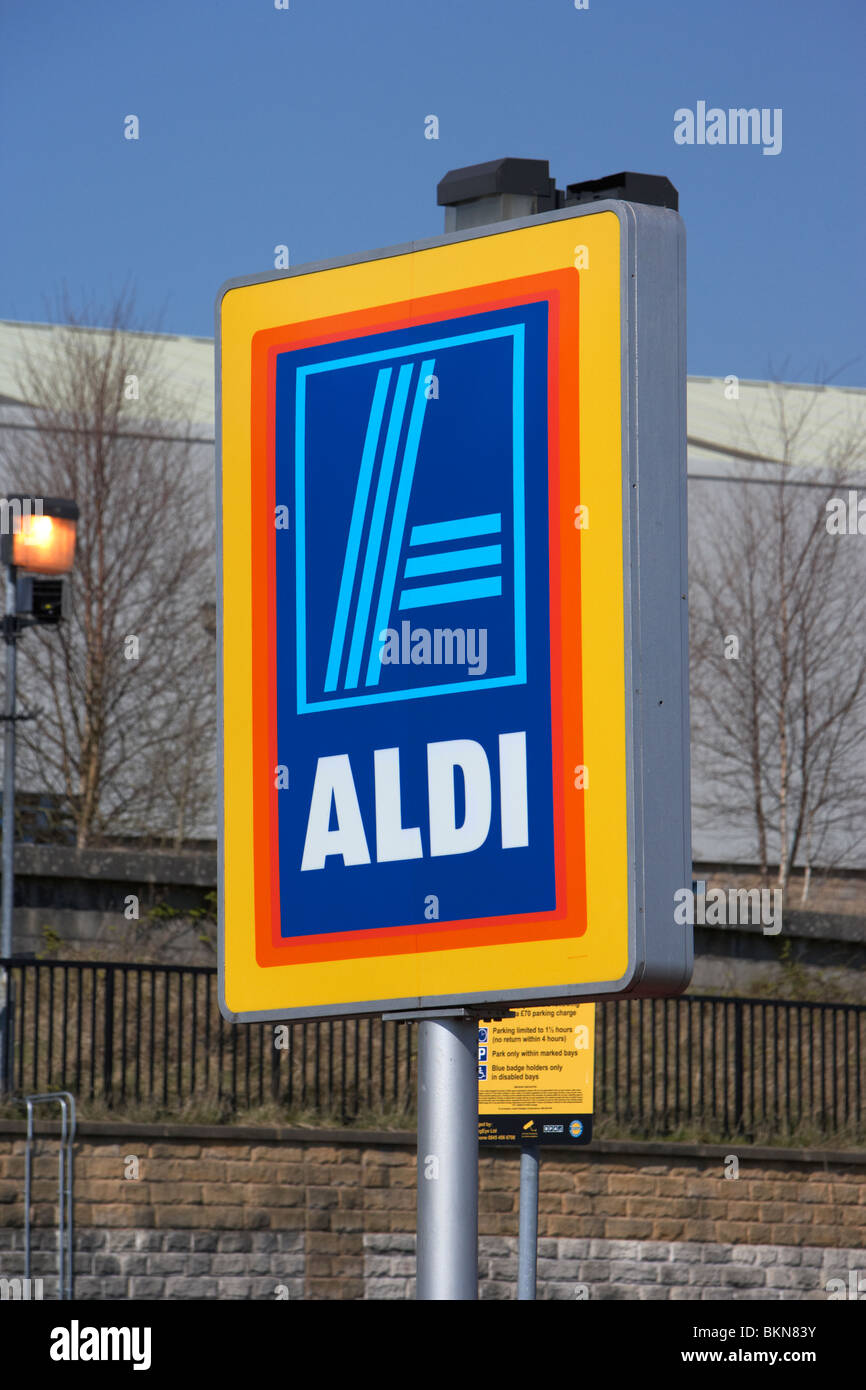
[217,201,691,1021]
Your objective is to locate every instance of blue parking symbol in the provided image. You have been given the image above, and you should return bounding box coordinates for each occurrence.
[478,1045,488,1062]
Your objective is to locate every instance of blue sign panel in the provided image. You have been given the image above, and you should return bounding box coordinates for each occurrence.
[273,301,556,940]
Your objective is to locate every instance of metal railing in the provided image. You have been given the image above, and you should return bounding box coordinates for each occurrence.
[0,958,413,1122]
[1,958,864,1142]
[595,994,864,1141]
[24,1092,75,1299]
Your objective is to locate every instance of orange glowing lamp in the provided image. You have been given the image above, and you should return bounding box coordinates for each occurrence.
[1,497,79,575]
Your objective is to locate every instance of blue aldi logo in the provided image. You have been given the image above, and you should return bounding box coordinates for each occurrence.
[282,306,536,713]
[272,300,558,940]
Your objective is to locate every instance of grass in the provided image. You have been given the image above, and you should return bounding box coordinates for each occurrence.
[3,1090,864,1149]
[0,1092,416,1131]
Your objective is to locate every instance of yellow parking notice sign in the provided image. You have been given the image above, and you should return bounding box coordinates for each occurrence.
[477,1004,594,1144]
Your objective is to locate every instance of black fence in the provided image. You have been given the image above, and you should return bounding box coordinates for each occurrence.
[1,958,864,1142]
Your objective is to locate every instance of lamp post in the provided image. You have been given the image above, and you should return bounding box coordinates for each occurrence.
[0,496,78,1093]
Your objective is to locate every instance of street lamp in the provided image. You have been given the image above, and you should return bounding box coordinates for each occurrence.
[0,496,78,1092]
[8,502,78,576]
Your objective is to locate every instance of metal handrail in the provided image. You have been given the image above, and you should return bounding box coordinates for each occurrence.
[24,1091,76,1300]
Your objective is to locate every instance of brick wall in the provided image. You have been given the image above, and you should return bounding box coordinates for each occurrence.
[1,1122,864,1300]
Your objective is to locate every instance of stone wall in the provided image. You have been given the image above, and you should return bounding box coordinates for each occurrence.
[1,1121,864,1300]
[6,845,865,991]
[366,1233,866,1301]
[9,845,216,963]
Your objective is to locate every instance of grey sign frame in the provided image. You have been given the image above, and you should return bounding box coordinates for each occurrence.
[215,198,691,1023]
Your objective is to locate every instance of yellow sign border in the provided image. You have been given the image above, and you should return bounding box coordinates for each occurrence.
[218,210,630,1017]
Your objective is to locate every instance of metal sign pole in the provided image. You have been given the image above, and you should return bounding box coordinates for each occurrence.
[0,564,17,1094]
[517,1142,539,1299]
[415,1014,478,1300]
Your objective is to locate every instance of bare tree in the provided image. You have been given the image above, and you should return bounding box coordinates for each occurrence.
[0,290,216,847]
[689,380,866,901]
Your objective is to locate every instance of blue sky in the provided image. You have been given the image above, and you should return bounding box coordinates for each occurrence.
[1,0,863,384]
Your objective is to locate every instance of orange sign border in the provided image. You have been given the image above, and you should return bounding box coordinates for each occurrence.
[248,269,585,968]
